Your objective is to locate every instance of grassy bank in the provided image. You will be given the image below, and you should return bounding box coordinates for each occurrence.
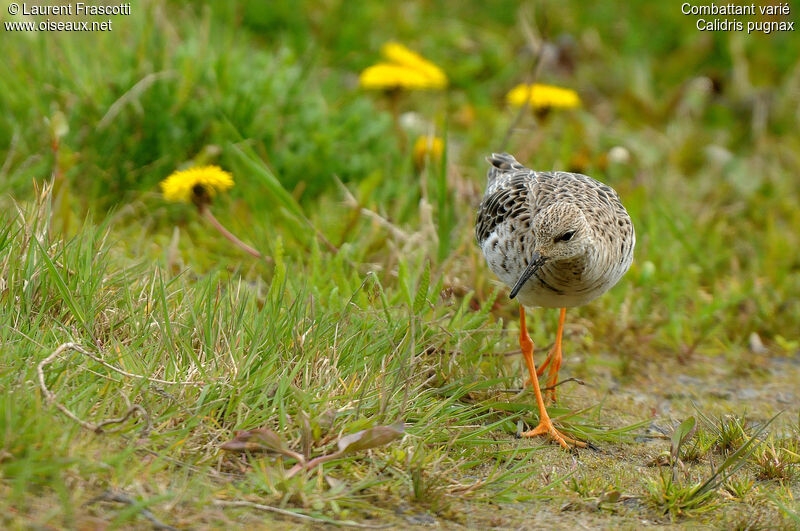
[2,1,799,528]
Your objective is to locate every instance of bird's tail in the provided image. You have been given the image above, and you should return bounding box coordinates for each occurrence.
[486,152,525,183]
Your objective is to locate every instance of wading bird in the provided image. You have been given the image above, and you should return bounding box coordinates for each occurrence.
[476,153,634,448]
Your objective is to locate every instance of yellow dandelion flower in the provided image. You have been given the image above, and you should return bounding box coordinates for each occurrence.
[160,165,234,204]
[359,42,447,91]
[380,42,447,88]
[506,83,581,109]
[413,135,444,167]
[359,64,442,90]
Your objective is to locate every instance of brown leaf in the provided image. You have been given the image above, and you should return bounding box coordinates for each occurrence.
[337,422,405,454]
[220,428,302,461]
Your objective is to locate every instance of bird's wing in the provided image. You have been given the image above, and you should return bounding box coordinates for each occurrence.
[475,171,533,244]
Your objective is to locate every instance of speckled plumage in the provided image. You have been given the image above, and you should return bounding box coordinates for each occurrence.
[476,152,635,308]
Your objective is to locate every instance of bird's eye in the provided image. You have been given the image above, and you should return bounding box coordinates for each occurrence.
[556,230,576,242]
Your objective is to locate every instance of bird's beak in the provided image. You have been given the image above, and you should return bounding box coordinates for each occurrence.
[509,252,548,299]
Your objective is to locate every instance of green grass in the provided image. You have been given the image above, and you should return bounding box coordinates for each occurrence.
[2,0,800,528]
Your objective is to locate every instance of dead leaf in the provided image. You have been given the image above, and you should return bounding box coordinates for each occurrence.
[337,422,405,454]
[220,428,303,462]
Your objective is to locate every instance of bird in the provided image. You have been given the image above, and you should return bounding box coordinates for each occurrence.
[475,152,635,448]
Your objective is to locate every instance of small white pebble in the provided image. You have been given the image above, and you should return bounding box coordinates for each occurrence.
[748,332,768,355]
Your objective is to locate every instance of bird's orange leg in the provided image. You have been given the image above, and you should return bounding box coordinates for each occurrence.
[543,307,566,403]
[518,306,585,449]
[535,349,553,376]
[525,308,563,384]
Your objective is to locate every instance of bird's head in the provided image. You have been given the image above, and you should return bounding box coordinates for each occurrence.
[509,202,592,299]
[531,202,593,261]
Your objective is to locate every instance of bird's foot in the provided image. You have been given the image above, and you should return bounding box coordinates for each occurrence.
[520,417,585,449]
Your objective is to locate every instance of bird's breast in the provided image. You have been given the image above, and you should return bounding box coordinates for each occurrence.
[480,230,631,308]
